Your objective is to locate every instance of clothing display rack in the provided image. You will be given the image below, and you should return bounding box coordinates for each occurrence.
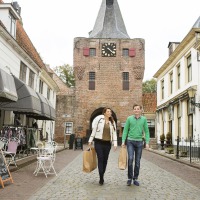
[23,127,37,156]
[0,125,38,158]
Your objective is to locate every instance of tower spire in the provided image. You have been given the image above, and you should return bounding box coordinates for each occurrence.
[89,0,130,39]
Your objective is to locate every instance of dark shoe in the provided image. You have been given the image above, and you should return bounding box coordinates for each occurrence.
[133,180,140,186]
[127,179,132,186]
[99,174,104,185]
[99,179,104,185]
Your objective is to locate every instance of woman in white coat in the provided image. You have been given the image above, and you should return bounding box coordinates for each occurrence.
[88,107,117,185]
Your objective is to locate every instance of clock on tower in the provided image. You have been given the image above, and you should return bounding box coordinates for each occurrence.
[101,43,116,57]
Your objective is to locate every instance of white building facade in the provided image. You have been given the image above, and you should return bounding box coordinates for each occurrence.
[0,2,58,145]
[154,16,200,146]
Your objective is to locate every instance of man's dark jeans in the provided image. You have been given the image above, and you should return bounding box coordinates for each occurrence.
[127,140,143,180]
[95,139,111,179]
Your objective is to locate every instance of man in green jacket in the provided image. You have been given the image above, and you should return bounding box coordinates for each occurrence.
[122,104,150,186]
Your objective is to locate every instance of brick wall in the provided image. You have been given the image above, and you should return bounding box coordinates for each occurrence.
[54,73,75,143]
[54,95,75,143]
[73,37,145,137]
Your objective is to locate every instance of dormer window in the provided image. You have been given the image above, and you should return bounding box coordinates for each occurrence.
[106,0,114,6]
[9,12,16,38]
[168,42,180,56]
[0,3,21,38]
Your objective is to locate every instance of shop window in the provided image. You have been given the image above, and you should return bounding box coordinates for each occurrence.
[147,119,155,138]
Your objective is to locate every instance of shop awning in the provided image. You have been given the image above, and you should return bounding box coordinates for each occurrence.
[35,92,55,121]
[0,76,41,118]
[0,76,56,121]
[0,68,18,102]
[47,99,56,120]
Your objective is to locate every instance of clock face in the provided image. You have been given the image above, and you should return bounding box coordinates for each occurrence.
[102,43,116,57]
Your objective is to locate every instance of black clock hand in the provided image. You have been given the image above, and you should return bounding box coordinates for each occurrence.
[107,48,114,53]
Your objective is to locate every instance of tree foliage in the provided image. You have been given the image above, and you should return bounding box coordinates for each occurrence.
[53,64,75,87]
[142,78,157,93]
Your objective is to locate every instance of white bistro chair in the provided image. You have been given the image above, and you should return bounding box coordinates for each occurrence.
[34,145,57,178]
[0,140,5,150]
[3,140,19,167]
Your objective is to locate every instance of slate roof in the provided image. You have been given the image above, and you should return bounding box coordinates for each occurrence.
[192,16,200,28]
[89,0,129,39]
[142,93,157,113]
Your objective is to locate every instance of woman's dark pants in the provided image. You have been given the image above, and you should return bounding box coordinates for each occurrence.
[95,140,111,181]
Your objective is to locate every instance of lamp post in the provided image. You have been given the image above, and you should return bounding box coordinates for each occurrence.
[187,86,200,108]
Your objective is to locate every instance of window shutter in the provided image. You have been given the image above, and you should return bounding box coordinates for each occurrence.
[83,48,89,56]
[129,48,136,57]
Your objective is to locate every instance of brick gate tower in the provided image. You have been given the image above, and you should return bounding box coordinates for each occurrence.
[73,0,145,141]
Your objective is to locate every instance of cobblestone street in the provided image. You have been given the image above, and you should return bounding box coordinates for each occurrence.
[1,147,200,200]
[28,149,200,200]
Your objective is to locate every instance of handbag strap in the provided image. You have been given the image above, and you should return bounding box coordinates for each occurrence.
[95,118,104,132]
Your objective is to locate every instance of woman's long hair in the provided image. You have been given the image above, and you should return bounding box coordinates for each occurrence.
[102,107,115,131]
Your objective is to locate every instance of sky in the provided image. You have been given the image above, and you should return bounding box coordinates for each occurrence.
[4,0,200,80]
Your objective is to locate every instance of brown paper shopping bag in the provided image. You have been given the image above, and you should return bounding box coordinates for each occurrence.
[118,147,127,170]
[83,147,97,173]
[91,147,97,170]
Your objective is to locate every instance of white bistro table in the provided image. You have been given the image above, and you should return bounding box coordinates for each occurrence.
[31,146,57,178]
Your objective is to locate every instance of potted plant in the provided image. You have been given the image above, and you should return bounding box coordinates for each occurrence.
[166,132,172,147]
[160,133,165,150]
[165,146,174,154]
[180,150,188,157]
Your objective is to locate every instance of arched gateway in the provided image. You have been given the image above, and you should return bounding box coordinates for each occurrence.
[84,107,118,144]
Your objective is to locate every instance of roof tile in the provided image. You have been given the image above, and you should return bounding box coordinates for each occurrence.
[16,21,46,69]
[142,93,157,112]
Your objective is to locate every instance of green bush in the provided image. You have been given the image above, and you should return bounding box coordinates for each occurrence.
[165,147,174,154]
[166,132,172,141]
